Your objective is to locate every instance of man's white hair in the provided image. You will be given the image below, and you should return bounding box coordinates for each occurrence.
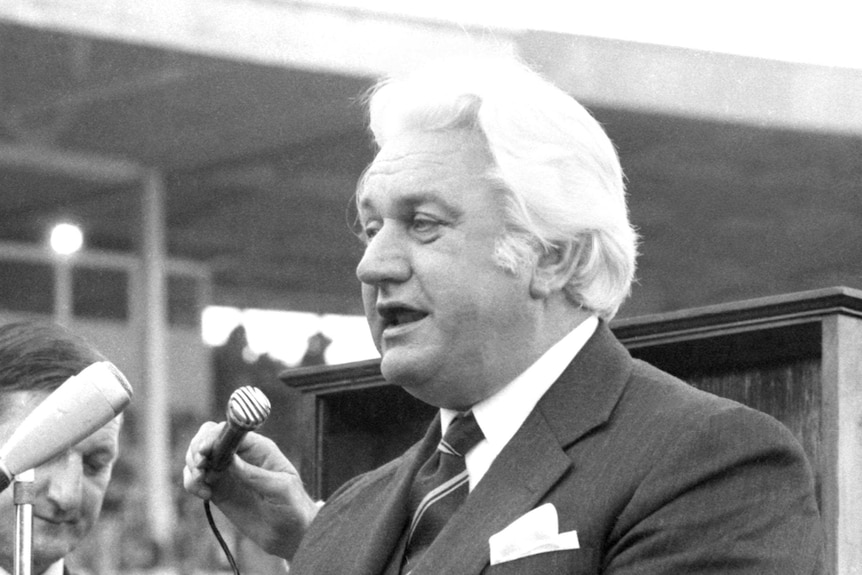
[363,56,638,319]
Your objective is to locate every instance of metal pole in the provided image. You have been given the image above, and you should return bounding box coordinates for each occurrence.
[53,257,72,327]
[13,469,35,575]
[139,169,174,557]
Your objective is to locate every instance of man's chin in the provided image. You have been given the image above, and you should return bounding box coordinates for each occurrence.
[379,351,430,390]
[379,352,462,408]
[32,531,76,567]
[380,353,416,385]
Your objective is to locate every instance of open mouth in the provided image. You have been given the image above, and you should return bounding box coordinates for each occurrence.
[379,306,428,329]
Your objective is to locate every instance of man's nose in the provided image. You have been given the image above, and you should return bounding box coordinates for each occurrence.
[42,452,83,511]
[356,223,411,286]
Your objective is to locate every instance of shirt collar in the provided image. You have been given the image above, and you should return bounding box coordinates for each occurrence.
[441,315,599,450]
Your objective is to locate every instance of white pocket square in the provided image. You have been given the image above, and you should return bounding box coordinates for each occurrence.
[488,503,579,565]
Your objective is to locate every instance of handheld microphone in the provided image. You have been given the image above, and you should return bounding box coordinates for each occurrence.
[208,386,271,472]
[0,361,133,492]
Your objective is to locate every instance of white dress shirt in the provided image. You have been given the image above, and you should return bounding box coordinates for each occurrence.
[0,559,64,575]
[440,315,599,490]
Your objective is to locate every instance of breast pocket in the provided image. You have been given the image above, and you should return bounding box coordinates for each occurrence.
[484,548,595,574]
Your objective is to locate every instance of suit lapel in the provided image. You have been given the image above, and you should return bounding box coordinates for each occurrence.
[408,322,632,574]
[538,321,632,449]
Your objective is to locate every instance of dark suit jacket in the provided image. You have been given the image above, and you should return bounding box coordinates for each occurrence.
[289,323,825,574]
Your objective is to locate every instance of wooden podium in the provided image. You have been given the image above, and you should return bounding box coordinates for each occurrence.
[281,286,862,574]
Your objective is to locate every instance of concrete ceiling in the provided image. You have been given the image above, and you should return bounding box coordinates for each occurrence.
[1,1,861,318]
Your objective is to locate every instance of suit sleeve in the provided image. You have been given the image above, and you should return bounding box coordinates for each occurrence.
[603,404,825,574]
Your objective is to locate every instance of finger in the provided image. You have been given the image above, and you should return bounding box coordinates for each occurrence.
[183,465,212,500]
[184,421,223,469]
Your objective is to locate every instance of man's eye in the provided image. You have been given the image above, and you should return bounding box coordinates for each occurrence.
[412,217,439,234]
[84,455,113,476]
[363,222,381,240]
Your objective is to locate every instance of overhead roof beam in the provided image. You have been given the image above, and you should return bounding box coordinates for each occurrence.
[0,142,144,183]
[0,0,518,78]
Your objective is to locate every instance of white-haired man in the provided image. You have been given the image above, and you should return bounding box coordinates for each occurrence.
[184,57,825,574]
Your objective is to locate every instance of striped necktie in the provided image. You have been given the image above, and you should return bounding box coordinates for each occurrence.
[401,411,485,573]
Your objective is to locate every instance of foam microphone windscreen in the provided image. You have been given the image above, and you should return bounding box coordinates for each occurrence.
[0,361,133,488]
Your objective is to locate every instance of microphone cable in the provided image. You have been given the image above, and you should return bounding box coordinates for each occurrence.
[205,499,241,575]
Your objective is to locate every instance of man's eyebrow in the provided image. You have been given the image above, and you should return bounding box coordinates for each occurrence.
[359,190,461,217]
[80,437,119,456]
[85,443,117,455]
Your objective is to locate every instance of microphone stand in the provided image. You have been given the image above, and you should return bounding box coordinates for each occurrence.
[13,469,35,575]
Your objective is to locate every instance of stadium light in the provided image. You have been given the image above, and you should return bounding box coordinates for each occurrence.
[49,222,84,255]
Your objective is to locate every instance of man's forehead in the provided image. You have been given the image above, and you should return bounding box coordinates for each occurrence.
[360,136,492,204]
[0,389,51,428]
[89,415,123,439]
[362,149,447,188]
[76,416,121,451]
[369,129,490,172]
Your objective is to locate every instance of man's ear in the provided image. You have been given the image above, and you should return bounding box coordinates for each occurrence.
[529,240,582,299]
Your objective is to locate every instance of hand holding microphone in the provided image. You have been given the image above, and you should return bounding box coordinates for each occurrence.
[183,385,318,562]
[202,386,271,575]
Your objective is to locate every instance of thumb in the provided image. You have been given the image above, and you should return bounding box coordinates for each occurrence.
[231,452,296,492]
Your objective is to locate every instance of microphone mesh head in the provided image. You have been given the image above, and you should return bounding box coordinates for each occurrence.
[227,386,271,430]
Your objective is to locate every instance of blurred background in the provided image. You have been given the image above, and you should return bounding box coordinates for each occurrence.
[0,1,860,572]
